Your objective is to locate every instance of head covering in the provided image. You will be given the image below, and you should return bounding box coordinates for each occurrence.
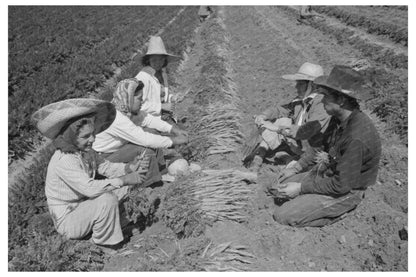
[142,36,180,63]
[52,116,94,153]
[111,78,144,117]
[282,62,324,81]
[314,65,366,100]
[31,98,116,140]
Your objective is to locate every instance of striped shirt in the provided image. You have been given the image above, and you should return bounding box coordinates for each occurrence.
[45,150,125,226]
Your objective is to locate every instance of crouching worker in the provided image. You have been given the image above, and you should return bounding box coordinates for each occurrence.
[93,78,188,185]
[31,98,148,247]
[268,65,381,227]
[245,62,330,171]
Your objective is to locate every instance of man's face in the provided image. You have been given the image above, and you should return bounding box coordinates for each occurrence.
[295,80,309,95]
[149,55,166,71]
[321,89,342,116]
[75,123,95,151]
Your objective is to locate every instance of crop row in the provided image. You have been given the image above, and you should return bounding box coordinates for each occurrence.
[8,6,182,161]
[280,6,408,144]
[8,6,200,271]
[313,6,408,46]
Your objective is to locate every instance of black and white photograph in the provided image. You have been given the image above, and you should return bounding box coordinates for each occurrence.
[6,1,412,272]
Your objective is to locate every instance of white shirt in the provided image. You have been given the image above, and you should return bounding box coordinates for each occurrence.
[135,66,163,117]
[93,110,173,153]
[295,93,318,126]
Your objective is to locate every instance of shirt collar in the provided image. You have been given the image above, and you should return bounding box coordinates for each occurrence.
[339,109,360,129]
[291,92,318,104]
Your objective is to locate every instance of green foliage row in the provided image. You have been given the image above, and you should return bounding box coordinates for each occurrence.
[9,6,182,161]
[8,6,200,271]
[313,6,408,46]
[361,67,408,145]
[8,145,106,271]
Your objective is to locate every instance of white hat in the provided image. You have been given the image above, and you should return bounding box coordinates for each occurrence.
[31,98,116,139]
[142,36,180,63]
[282,62,324,81]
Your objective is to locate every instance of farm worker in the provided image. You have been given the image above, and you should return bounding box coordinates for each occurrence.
[245,62,331,171]
[31,98,148,248]
[198,6,213,22]
[93,78,188,184]
[269,65,381,227]
[298,6,324,24]
[134,36,179,120]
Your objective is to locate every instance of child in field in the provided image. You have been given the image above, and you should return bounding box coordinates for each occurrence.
[134,36,179,122]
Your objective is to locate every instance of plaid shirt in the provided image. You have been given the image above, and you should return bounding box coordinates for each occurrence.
[299,109,382,196]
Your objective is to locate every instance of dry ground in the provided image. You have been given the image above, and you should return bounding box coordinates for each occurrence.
[103,6,407,271]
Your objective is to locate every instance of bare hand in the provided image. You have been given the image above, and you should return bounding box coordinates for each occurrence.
[171,126,188,137]
[277,167,298,183]
[162,102,173,112]
[276,182,301,199]
[171,134,189,145]
[120,172,142,186]
[254,114,267,126]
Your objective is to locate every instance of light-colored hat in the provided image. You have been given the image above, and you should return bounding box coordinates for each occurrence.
[31,98,116,139]
[142,36,180,63]
[314,65,367,100]
[282,62,324,81]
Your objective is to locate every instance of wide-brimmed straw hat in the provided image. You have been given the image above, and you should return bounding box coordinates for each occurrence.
[282,62,324,81]
[142,36,180,63]
[31,98,116,139]
[314,65,366,100]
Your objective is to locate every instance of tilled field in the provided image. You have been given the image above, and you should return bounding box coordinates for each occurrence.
[103,6,407,271]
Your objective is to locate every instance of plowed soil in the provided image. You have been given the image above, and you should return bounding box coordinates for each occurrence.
[103,6,407,271]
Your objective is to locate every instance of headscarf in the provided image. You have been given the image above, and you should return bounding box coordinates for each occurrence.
[53,115,98,177]
[111,78,144,118]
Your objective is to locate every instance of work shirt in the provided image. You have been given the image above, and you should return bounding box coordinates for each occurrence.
[262,93,331,141]
[45,150,125,226]
[299,110,382,196]
[135,66,164,117]
[93,110,173,154]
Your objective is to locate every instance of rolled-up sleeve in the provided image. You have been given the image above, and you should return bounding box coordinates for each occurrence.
[140,112,172,133]
[113,113,173,148]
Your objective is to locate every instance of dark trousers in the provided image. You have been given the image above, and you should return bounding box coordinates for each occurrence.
[273,172,364,227]
[100,144,165,187]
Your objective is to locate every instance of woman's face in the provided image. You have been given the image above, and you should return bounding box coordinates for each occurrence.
[149,55,166,71]
[131,86,143,113]
[75,123,95,151]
